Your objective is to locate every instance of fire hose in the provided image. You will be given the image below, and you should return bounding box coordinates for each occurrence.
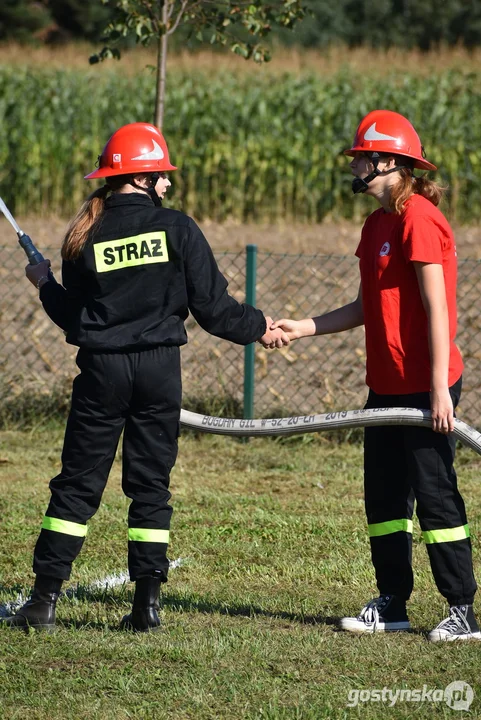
[180,407,481,455]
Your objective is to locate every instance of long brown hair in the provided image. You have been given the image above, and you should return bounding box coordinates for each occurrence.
[62,176,127,260]
[389,165,445,215]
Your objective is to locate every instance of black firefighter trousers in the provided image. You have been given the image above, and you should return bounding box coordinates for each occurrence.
[33,345,181,582]
[364,377,477,606]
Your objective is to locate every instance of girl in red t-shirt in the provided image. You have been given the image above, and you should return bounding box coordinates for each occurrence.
[272,109,480,642]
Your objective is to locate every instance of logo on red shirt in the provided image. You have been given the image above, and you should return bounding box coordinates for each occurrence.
[379,242,391,257]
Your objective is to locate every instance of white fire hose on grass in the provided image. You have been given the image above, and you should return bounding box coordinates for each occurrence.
[180,407,481,456]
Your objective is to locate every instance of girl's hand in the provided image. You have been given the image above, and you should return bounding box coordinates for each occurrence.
[270,318,305,341]
[25,259,51,289]
[258,316,290,349]
[430,387,454,434]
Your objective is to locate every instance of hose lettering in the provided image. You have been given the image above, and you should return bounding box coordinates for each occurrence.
[201,416,237,429]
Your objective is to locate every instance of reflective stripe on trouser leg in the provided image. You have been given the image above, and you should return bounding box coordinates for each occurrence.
[129,528,170,543]
[422,530,476,605]
[41,516,88,537]
[369,519,413,537]
[368,518,414,601]
[34,516,89,581]
[421,524,475,606]
[128,529,170,582]
[127,529,170,580]
[422,525,470,544]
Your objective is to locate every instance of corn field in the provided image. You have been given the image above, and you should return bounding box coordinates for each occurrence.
[0,67,481,223]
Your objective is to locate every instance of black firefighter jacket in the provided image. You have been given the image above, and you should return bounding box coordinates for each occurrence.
[39,193,266,351]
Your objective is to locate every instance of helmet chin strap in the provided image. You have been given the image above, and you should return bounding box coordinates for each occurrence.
[129,172,163,206]
[351,152,411,194]
[147,172,162,207]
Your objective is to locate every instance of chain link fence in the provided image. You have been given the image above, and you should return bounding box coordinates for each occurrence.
[1,246,481,426]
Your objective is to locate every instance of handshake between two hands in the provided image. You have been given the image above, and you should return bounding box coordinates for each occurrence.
[258,316,299,349]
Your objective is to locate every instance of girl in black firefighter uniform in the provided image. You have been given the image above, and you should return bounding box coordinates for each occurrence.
[4,122,288,632]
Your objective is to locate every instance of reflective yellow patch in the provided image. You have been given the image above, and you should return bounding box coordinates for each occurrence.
[94,231,169,272]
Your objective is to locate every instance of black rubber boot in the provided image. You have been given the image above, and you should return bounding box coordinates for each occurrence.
[2,575,62,632]
[120,575,162,632]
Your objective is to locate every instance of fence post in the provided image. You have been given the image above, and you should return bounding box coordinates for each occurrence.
[244,244,257,419]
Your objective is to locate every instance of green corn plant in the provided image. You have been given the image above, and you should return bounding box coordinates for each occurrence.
[0,67,481,223]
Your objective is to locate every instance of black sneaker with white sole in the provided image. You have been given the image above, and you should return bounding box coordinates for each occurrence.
[428,605,481,642]
[339,594,411,634]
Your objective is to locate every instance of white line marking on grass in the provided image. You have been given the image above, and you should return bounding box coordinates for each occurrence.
[169,557,186,570]
[0,558,188,615]
[85,557,188,591]
[0,593,29,618]
[82,572,131,592]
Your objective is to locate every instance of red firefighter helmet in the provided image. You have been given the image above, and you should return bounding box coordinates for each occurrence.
[344,110,436,171]
[85,122,177,179]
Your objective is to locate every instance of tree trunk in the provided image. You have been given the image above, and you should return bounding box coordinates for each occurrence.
[154,0,168,128]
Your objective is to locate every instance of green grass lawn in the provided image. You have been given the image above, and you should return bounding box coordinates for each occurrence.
[1,426,480,719]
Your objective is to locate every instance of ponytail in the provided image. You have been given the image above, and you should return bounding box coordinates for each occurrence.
[61,185,109,261]
[390,167,445,215]
[62,175,131,260]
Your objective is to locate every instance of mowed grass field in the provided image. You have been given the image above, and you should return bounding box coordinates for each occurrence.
[1,425,481,719]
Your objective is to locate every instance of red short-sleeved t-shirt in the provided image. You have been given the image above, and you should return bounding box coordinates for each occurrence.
[355,194,463,395]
